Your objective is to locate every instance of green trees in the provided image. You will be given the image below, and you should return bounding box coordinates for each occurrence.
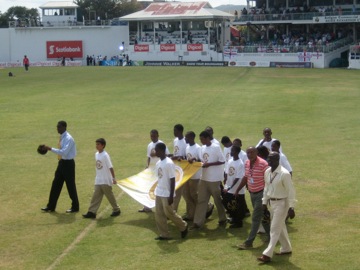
[0,6,40,28]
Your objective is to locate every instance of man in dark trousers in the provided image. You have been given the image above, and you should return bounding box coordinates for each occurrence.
[41,121,79,213]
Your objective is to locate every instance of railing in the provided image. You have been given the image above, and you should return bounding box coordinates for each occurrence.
[9,19,127,28]
[226,36,354,54]
[235,10,360,22]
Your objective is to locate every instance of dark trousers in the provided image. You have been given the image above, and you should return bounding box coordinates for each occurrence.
[47,159,79,211]
[222,192,246,224]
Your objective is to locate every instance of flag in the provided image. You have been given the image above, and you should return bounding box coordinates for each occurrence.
[117,160,202,208]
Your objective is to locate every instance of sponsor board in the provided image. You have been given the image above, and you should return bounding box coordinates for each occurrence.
[134,44,149,52]
[270,62,312,68]
[187,44,203,52]
[143,61,227,67]
[144,61,182,66]
[229,61,270,67]
[160,44,176,52]
[314,15,360,23]
[185,61,227,66]
[46,41,83,59]
[0,61,82,67]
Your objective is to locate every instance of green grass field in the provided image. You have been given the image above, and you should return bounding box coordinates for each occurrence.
[0,66,359,270]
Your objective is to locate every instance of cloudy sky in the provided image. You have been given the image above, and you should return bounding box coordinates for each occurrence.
[0,0,248,14]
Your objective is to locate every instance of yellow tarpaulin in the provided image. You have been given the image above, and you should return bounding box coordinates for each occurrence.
[117,160,201,208]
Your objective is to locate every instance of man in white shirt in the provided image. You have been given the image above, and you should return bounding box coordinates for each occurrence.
[257,152,296,263]
[154,143,188,240]
[191,130,227,229]
[256,127,282,152]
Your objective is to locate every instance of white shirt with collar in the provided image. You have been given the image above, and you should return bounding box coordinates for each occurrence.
[262,165,296,208]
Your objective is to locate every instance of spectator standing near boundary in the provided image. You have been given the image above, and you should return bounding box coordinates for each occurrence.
[82,138,121,219]
[257,151,295,263]
[23,55,29,71]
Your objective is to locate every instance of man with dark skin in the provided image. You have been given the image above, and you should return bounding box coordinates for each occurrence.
[256,127,282,152]
[257,152,295,263]
[41,121,79,213]
[235,146,270,249]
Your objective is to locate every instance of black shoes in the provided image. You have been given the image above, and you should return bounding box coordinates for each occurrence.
[218,219,228,226]
[41,207,54,212]
[181,225,188,239]
[82,212,96,219]
[110,210,121,217]
[155,236,172,240]
[66,209,79,213]
[229,223,243,228]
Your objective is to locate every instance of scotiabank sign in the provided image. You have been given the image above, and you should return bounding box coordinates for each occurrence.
[46,41,83,58]
[134,44,149,52]
[160,44,176,52]
[187,44,203,52]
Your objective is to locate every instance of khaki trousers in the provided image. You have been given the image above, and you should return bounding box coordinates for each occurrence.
[263,199,292,257]
[182,179,199,220]
[155,196,187,238]
[193,180,226,227]
[88,185,120,214]
[172,185,184,212]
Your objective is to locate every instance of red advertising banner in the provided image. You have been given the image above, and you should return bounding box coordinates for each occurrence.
[187,44,203,52]
[134,44,149,52]
[160,44,176,52]
[46,41,83,59]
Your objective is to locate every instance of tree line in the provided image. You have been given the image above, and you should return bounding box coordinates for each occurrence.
[0,0,142,28]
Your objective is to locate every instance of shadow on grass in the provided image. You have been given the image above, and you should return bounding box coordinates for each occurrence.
[121,212,158,234]
[38,211,77,224]
[255,253,302,270]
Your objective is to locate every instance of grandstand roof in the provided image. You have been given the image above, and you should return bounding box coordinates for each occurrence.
[39,1,79,9]
[120,1,234,21]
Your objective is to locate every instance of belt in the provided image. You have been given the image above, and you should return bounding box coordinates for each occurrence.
[270,198,284,201]
[249,189,263,195]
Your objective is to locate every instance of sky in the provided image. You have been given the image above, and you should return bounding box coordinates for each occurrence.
[0,0,248,14]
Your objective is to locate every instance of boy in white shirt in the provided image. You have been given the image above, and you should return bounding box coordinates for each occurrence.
[154,142,188,240]
[83,138,120,219]
[140,129,169,213]
[192,130,227,229]
[271,140,292,176]
[223,145,246,228]
[170,124,187,212]
[221,136,233,168]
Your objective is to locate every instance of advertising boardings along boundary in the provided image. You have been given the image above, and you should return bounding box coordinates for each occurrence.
[46,41,83,59]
